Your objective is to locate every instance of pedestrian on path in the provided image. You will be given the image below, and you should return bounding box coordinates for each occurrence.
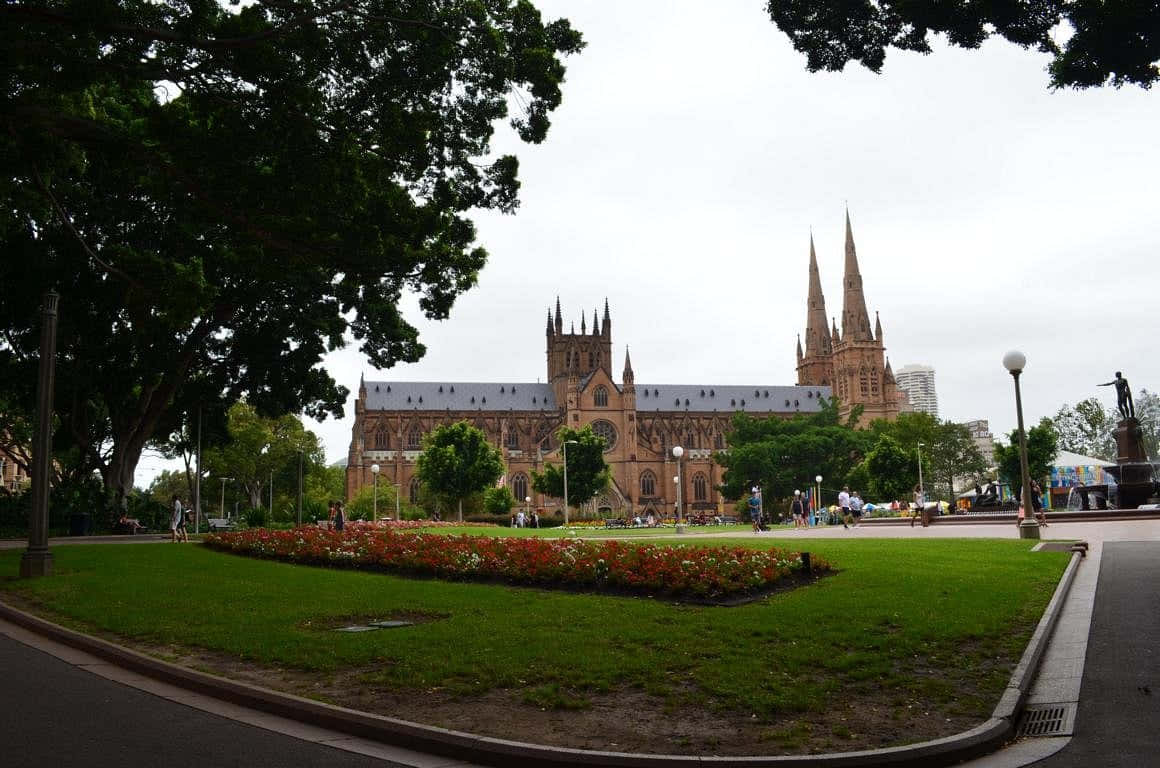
[838,487,851,529]
[333,501,345,532]
[790,491,805,529]
[748,488,762,533]
[170,496,188,542]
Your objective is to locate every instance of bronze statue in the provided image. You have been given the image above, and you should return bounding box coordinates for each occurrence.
[1099,371,1135,420]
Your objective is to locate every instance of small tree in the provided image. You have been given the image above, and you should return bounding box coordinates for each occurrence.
[1052,398,1116,461]
[994,418,1058,491]
[865,435,917,502]
[532,425,610,521]
[927,421,988,501]
[414,421,505,522]
[483,486,516,517]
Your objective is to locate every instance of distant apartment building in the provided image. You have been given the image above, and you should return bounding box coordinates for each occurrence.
[895,364,938,418]
[966,419,995,464]
[0,445,29,493]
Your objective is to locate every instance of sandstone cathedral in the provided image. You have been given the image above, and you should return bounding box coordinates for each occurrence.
[347,212,901,515]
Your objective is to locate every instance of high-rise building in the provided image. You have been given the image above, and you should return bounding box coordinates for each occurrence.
[966,419,995,464]
[895,364,938,418]
[796,211,904,426]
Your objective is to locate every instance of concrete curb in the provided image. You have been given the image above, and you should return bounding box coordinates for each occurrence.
[0,551,1083,768]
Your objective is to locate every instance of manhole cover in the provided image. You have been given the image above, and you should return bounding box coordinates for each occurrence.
[1016,703,1077,737]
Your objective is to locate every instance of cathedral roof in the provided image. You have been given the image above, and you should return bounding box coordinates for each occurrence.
[637,384,831,413]
[363,381,558,411]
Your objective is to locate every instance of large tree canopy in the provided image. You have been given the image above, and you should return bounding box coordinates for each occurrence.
[765,0,1160,89]
[0,0,583,502]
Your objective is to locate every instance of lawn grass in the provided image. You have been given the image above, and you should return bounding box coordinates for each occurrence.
[0,536,1068,730]
[413,523,761,537]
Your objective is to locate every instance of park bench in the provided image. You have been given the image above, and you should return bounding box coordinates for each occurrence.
[717,515,739,525]
[206,518,236,532]
[604,518,628,529]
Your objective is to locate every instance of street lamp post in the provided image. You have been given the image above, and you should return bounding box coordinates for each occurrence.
[525,496,532,527]
[395,476,401,520]
[815,474,823,526]
[672,445,684,532]
[1003,350,1041,541]
[917,442,925,507]
[21,290,59,578]
[219,477,233,518]
[562,439,578,525]
[371,463,380,521]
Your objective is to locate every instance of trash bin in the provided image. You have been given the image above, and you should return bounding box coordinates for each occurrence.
[68,512,91,536]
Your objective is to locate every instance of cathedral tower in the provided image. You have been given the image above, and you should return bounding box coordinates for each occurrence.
[796,234,833,387]
[796,212,900,426]
[547,298,614,404]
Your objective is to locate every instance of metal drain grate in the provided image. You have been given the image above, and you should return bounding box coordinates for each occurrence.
[1017,703,1077,738]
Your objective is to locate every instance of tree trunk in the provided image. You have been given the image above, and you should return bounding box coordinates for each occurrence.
[457,497,463,523]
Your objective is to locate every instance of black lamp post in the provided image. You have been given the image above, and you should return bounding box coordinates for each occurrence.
[1003,350,1041,540]
[21,291,59,578]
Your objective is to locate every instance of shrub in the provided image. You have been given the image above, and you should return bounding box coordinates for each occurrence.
[244,506,268,528]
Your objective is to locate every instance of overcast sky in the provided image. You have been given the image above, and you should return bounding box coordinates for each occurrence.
[138,2,1160,482]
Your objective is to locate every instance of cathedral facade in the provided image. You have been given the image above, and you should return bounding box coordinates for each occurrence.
[346,300,830,517]
[346,212,900,515]
[796,212,903,426]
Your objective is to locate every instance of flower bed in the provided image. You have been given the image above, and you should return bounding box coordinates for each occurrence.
[204,527,829,599]
[354,520,497,530]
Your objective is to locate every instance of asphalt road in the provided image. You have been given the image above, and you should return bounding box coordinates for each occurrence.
[0,635,399,768]
[1035,541,1160,767]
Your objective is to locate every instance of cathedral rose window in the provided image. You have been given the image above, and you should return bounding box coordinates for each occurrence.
[590,419,617,451]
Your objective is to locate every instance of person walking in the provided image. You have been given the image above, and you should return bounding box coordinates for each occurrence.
[790,491,805,529]
[837,487,851,529]
[850,491,864,527]
[748,487,762,533]
[333,500,346,532]
[1030,480,1047,526]
[170,495,187,542]
[911,485,928,528]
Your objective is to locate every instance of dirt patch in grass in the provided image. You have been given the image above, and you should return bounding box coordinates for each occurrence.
[115,637,998,756]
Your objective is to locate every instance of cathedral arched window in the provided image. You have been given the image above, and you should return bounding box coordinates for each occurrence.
[594,386,608,407]
[693,473,708,502]
[588,351,594,368]
[407,427,422,449]
[859,368,869,397]
[409,476,422,502]
[512,473,529,502]
[713,433,724,450]
[373,426,389,450]
[640,471,656,497]
[505,429,520,450]
[870,368,880,395]
[685,431,696,449]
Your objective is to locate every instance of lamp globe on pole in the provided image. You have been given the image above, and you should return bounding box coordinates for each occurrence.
[1003,350,1040,540]
[371,463,380,522]
[815,475,823,524]
[672,445,685,532]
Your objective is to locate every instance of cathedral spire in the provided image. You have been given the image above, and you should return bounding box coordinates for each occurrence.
[796,334,803,361]
[580,313,586,335]
[875,311,883,342]
[546,308,553,336]
[602,298,611,338]
[831,317,840,345]
[841,209,873,342]
[592,308,600,337]
[554,296,563,335]
[803,233,830,358]
[622,345,634,385]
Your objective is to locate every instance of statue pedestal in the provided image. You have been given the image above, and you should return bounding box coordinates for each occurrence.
[1113,418,1148,463]
[1108,419,1156,509]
